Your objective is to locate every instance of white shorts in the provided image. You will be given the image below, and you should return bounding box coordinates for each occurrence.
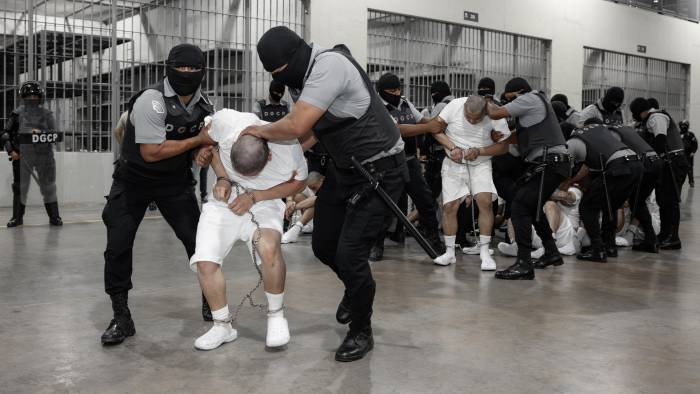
[189,198,285,272]
[441,158,498,204]
[554,213,577,251]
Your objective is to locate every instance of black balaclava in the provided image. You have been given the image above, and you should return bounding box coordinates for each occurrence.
[269,80,286,103]
[477,77,496,97]
[503,77,532,100]
[551,101,568,122]
[166,43,205,96]
[629,97,652,122]
[430,81,451,105]
[257,26,312,90]
[377,73,401,107]
[647,97,660,110]
[679,120,689,133]
[602,87,624,112]
[551,93,569,108]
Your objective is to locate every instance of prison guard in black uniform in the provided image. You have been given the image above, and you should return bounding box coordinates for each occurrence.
[369,73,443,261]
[571,125,643,262]
[100,44,213,346]
[630,98,689,250]
[679,120,697,187]
[1,81,62,227]
[256,26,407,362]
[494,79,571,280]
[608,125,662,253]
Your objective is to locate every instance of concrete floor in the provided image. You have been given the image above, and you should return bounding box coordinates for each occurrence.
[1,186,699,394]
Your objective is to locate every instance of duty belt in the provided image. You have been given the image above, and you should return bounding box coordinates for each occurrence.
[602,154,639,170]
[356,152,405,173]
[662,149,685,159]
[642,153,660,163]
[530,152,572,164]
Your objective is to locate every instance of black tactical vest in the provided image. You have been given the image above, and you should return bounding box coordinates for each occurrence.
[306,50,400,170]
[609,125,654,155]
[120,80,213,183]
[257,100,289,122]
[595,101,624,126]
[571,125,628,169]
[641,110,684,153]
[386,99,417,157]
[515,92,566,158]
[15,105,56,153]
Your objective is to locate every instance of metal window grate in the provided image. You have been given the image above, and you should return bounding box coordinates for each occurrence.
[604,0,700,23]
[0,0,307,153]
[582,47,689,121]
[367,10,551,109]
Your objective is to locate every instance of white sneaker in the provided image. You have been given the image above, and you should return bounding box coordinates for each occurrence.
[302,221,314,234]
[194,322,238,350]
[433,251,456,266]
[281,225,302,244]
[480,252,497,271]
[615,236,629,247]
[558,243,577,256]
[531,247,545,259]
[497,242,544,258]
[266,314,290,348]
[462,245,494,255]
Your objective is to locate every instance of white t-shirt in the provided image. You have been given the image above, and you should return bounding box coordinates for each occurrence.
[208,109,308,191]
[438,96,511,165]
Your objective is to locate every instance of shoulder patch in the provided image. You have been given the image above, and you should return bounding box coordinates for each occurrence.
[152,100,165,114]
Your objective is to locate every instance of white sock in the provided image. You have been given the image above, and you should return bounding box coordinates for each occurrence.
[212,305,230,322]
[479,235,491,253]
[266,292,284,317]
[444,235,456,256]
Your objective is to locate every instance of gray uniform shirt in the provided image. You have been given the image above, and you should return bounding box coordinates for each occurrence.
[430,95,455,118]
[504,90,567,161]
[131,78,204,144]
[292,44,403,160]
[646,110,669,136]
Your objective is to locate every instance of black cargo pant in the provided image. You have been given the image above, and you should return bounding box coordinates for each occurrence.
[312,162,406,333]
[656,155,689,238]
[511,163,566,260]
[629,158,662,243]
[102,178,200,295]
[580,160,644,250]
[376,156,439,241]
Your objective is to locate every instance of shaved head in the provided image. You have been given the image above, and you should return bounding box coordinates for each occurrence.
[231,134,270,176]
[463,95,487,124]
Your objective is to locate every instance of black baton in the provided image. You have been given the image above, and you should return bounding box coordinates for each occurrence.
[599,153,614,222]
[350,156,438,259]
[535,146,548,223]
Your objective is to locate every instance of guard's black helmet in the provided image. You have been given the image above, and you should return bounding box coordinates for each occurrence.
[20,81,43,99]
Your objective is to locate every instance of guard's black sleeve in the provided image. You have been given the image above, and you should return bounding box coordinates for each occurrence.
[654,134,668,155]
[2,112,19,154]
[689,132,698,154]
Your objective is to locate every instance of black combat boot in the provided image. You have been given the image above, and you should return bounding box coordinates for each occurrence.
[44,202,63,226]
[201,293,213,321]
[494,258,535,280]
[659,226,681,250]
[335,325,374,362]
[533,251,564,269]
[101,292,135,345]
[426,230,447,255]
[369,244,384,262]
[335,293,352,324]
[577,246,607,263]
[7,197,25,227]
[633,224,659,253]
